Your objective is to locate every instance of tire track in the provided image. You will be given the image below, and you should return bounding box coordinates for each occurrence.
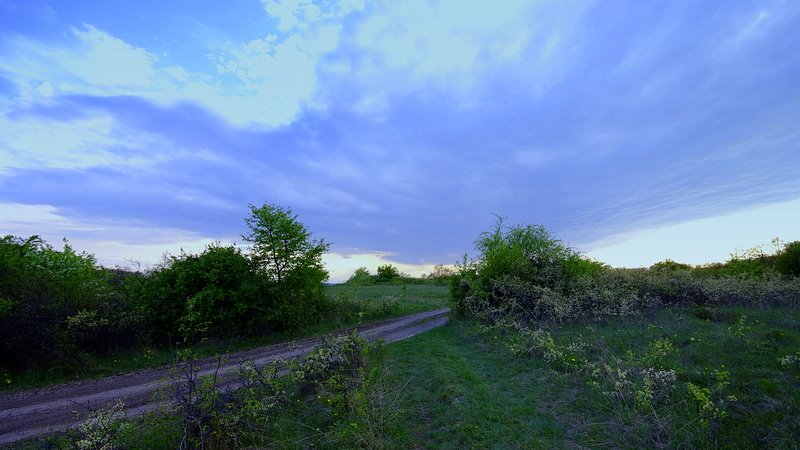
[0,308,450,445]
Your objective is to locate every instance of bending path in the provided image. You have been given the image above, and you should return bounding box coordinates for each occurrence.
[0,308,450,446]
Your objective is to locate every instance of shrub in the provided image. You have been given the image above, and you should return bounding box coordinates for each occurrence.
[0,235,114,371]
[425,264,456,283]
[650,259,693,272]
[775,241,800,277]
[159,332,374,448]
[137,244,255,341]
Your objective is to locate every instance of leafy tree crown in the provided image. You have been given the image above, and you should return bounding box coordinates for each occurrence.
[242,203,330,283]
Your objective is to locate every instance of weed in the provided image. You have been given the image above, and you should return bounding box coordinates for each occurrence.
[67,400,130,450]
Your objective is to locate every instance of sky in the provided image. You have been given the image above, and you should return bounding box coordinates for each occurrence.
[1,0,799,282]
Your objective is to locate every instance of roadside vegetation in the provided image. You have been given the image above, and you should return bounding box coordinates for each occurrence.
[440,218,800,448]
[20,332,398,449]
[0,204,448,392]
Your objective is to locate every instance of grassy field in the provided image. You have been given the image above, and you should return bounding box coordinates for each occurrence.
[382,306,800,449]
[3,283,450,392]
[324,282,450,318]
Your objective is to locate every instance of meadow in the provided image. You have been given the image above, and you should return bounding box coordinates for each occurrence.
[383,306,800,448]
[4,211,800,448]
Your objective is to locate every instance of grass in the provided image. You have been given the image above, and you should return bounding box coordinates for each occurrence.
[12,298,799,448]
[325,282,451,318]
[380,306,800,449]
[2,283,450,393]
[382,321,565,448]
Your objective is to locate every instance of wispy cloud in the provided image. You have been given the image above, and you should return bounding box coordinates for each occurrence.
[587,198,800,267]
[1,0,799,271]
[0,14,358,128]
[0,202,234,268]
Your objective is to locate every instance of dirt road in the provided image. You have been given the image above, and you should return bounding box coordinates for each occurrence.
[0,308,450,446]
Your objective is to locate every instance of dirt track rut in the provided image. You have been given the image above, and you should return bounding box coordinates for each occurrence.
[0,307,450,445]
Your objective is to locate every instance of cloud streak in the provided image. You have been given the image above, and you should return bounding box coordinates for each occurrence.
[1,0,799,272]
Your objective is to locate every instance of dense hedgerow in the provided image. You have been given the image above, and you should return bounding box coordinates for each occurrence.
[0,235,142,372]
[0,203,332,375]
[453,220,800,325]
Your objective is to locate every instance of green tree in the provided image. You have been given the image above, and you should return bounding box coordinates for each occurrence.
[243,203,330,284]
[345,267,373,285]
[376,264,401,282]
[427,264,455,281]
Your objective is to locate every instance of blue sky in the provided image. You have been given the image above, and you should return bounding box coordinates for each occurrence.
[1,0,799,281]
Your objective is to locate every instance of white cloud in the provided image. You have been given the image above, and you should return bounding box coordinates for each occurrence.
[0,9,373,170]
[586,198,800,267]
[336,0,593,112]
[0,11,362,128]
[69,25,157,88]
[0,111,171,171]
[262,0,364,31]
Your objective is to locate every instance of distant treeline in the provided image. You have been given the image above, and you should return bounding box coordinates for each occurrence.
[0,204,330,374]
[341,263,455,286]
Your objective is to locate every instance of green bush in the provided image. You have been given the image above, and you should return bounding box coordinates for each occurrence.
[0,235,116,371]
[1,203,339,377]
[650,259,693,272]
[471,218,601,293]
[775,241,800,276]
[137,244,258,341]
[425,264,456,283]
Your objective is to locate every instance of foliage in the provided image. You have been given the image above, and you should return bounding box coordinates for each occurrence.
[1,203,338,380]
[650,259,692,272]
[101,332,382,449]
[775,241,800,276]
[137,244,255,341]
[425,263,456,283]
[243,203,329,285]
[446,305,800,448]
[241,203,331,329]
[67,399,130,450]
[454,221,800,326]
[345,266,373,285]
[376,264,402,282]
[0,235,122,372]
[473,218,583,291]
